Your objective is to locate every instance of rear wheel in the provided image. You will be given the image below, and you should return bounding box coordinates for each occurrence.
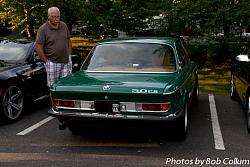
[174,102,188,140]
[1,85,24,122]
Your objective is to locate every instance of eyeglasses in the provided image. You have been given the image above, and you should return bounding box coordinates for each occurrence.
[49,15,60,19]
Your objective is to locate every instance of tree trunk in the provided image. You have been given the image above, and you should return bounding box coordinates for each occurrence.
[28,22,35,37]
[223,18,230,41]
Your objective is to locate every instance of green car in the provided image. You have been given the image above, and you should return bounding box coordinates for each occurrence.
[48,37,198,139]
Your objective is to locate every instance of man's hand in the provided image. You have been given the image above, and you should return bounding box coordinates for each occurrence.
[35,43,47,63]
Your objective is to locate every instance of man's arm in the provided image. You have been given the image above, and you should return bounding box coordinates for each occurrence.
[35,43,47,63]
[68,38,72,55]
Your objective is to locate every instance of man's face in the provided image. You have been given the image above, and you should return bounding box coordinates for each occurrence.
[48,10,60,26]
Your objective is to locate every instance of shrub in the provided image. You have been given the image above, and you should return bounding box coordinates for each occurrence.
[186,36,249,68]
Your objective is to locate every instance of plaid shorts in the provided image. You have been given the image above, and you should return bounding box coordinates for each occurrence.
[45,57,72,87]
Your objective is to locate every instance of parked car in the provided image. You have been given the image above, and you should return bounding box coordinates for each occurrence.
[48,37,199,139]
[231,48,250,132]
[0,39,82,122]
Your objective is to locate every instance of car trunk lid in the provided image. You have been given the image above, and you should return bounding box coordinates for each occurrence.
[53,71,177,95]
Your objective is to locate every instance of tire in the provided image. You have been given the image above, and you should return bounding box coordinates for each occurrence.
[230,75,237,100]
[1,85,24,122]
[174,102,188,140]
[192,81,199,104]
[247,96,250,133]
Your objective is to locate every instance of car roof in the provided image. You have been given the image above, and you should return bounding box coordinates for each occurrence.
[98,37,179,46]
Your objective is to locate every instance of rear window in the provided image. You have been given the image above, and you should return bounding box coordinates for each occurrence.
[82,43,176,72]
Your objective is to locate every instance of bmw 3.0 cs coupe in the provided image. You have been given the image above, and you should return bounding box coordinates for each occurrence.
[49,37,198,139]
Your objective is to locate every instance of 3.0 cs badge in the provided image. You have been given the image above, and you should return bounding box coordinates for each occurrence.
[48,37,198,139]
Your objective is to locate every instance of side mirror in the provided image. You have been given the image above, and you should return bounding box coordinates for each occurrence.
[235,54,250,62]
[71,54,82,72]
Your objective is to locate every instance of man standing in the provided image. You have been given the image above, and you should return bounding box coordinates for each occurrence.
[36,6,72,87]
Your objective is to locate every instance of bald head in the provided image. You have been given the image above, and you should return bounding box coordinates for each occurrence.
[48,7,60,16]
[48,7,60,27]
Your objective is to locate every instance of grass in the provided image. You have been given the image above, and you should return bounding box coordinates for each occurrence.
[71,36,99,60]
[71,36,98,49]
[198,65,231,94]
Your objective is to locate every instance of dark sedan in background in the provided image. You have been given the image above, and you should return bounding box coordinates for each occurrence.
[231,48,250,132]
[0,39,82,122]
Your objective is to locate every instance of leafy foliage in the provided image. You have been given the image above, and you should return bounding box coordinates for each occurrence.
[0,0,46,37]
[0,0,249,38]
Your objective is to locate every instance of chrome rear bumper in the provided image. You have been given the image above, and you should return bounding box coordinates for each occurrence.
[48,108,183,121]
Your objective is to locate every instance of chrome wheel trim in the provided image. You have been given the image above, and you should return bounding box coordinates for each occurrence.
[3,86,23,120]
[197,86,199,96]
[196,85,199,99]
[184,103,188,133]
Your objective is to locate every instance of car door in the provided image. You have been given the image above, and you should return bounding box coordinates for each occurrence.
[175,40,196,96]
[17,46,48,99]
[235,61,249,104]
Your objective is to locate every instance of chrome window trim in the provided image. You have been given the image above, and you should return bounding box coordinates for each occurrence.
[85,70,177,74]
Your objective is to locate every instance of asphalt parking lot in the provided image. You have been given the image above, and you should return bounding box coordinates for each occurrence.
[0,94,249,167]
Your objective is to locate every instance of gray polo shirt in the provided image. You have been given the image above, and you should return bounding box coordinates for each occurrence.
[36,21,70,63]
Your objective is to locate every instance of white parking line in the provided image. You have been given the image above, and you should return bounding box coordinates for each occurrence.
[16,116,54,136]
[208,94,225,150]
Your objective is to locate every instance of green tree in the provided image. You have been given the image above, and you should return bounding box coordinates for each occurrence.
[204,0,248,39]
[168,0,250,38]
[0,0,249,39]
[0,0,85,37]
[80,0,113,36]
[0,0,46,37]
[79,0,167,36]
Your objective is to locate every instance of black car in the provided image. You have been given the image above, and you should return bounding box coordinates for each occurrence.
[231,47,250,132]
[0,39,82,122]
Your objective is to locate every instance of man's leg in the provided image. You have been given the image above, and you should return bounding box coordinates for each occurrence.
[45,60,61,87]
[60,57,72,78]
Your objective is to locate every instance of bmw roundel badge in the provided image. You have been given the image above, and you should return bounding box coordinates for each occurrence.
[103,85,111,91]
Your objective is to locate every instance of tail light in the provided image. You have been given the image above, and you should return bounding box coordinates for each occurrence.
[141,103,170,112]
[52,99,94,110]
[52,99,75,108]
